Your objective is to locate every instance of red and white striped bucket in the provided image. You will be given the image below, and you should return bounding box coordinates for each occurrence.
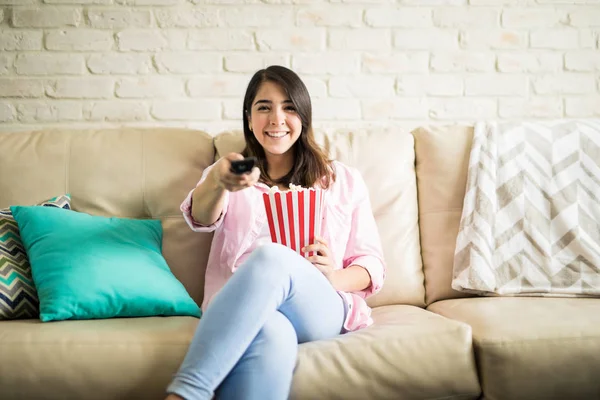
[262,188,324,258]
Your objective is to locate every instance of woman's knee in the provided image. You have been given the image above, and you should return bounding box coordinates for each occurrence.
[252,243,293,266]
[253,312,298,369]
[242,243,298,280]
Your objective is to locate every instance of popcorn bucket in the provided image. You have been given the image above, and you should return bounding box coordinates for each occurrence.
[262,187,324,258]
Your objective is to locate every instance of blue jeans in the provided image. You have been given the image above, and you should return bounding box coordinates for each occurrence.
[166,243,346,400]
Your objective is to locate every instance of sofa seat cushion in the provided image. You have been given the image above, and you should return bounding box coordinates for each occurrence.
[291,305,481,400]
[0,306,481,400]
[428,298,600,400]
[0,316,199,400]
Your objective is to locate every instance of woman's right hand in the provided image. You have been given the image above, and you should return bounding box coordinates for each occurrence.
[209,153,260,192]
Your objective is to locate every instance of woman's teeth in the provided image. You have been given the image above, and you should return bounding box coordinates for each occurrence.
[265,132,288,138]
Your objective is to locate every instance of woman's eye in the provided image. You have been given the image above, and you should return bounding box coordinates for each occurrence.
[285,106,296,112]
[257,106,269,111]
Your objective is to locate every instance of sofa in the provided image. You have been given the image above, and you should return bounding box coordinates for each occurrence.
[0,124,598,400]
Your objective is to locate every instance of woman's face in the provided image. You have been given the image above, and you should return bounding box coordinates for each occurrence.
[247,81,303,160]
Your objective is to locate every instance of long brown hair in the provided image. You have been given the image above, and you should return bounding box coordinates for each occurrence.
[242,65,335,189]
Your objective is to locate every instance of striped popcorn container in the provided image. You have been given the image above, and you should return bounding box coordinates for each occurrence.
[262,187,324,258]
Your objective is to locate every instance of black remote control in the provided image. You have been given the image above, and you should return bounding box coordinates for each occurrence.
[230,157,257,175]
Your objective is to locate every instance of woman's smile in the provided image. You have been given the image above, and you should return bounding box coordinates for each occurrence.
[265,131,289,139]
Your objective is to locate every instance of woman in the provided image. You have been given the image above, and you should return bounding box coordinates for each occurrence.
[166,66,385,400]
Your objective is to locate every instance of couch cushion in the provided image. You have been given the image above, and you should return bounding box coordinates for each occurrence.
[0,316,198,400]
[428,297,600,400]
[0,307,480,400]
[291,305,480,400]
[412,125,476,305]
[214,129,425,307]
[0,128,215,306]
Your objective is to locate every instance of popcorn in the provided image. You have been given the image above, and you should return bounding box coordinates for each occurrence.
[262,185,324,257]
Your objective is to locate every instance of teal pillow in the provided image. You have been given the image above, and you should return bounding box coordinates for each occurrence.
[10,206,201,322]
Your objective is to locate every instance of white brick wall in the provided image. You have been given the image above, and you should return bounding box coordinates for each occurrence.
[12,7,82,28]
[0,1,598,133]
[18,100,83,122]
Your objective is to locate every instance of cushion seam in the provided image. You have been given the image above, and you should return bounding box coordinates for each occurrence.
[475,335,600,347]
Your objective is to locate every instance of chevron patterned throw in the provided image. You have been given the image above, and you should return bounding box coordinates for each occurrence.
[0,194,71,319]
[452,121,600,296]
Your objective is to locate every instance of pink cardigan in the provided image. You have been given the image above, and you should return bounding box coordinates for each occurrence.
[181,161,386,332]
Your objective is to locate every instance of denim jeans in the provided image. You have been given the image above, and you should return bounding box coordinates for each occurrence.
[167,243,346,400]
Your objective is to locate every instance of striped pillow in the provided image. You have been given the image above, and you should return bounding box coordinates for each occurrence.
[0,194,71,320]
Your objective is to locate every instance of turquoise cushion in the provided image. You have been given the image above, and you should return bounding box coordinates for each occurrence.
[10,206,201,322]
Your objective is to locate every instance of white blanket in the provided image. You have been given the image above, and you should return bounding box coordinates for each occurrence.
[452,120,600,296]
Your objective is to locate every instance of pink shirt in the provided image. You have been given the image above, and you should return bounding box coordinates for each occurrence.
[181,161,386,332]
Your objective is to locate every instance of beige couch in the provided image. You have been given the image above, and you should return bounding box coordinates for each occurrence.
[0,125,598,400]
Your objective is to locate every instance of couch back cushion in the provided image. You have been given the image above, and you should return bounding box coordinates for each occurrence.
[214,129,425,307]
[412,125,476,305]
[0,128,215,307]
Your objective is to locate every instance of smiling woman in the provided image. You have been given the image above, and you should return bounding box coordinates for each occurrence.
[246,81,303,182]
[166,66,386,400]
[241,67,334,190]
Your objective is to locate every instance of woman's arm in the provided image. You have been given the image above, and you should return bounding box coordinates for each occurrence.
[304,167,385,295]
[190,153,261,227]
[190,168,227,226]
[339,168,386,297]
[330,265,371,292]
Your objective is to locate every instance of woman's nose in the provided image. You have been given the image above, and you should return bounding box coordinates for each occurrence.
[270,109,285,125]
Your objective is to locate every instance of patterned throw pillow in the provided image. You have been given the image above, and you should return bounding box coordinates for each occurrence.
[0,194,71,320]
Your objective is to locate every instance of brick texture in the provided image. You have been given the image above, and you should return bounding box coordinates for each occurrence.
[0,3,598,132]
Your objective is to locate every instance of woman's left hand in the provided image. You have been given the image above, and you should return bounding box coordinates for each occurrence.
[302,237,336,284]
